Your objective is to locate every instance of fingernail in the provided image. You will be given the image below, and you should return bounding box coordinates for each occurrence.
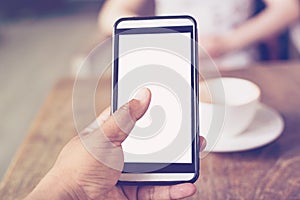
[200,137,207,152]
[171,183,196,199]
[134,88,149,102]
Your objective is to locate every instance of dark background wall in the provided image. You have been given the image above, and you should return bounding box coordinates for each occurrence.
[0,0,104,19]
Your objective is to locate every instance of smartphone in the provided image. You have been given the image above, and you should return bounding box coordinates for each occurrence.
[112,16,199,185]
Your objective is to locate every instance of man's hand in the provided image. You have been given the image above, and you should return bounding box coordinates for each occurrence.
[25,88,206,200]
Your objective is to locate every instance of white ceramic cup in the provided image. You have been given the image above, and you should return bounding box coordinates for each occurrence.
[200,77,261,137]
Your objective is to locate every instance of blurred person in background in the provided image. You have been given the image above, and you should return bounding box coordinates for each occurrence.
[98,0,300,70]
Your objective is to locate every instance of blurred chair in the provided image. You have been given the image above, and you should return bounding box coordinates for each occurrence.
[254,0,291,61]
[290,22,300,55]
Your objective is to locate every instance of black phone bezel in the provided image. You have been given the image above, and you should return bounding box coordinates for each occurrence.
[112,15,199,185]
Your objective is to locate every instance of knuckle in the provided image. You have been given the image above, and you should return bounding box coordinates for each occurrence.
[148,186,155,200]
[119,102,130,113]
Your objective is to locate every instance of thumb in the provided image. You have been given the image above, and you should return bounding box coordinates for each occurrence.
[77,88,151,172]
[101,88,151,146]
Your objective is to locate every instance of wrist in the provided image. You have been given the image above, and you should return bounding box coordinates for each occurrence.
[222,33,240,53]
[25,169,83,200]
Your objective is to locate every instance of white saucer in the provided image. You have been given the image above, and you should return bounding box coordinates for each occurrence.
[210,103,284,152]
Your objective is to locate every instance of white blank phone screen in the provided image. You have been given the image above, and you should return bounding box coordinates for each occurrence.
[117,32,192,163]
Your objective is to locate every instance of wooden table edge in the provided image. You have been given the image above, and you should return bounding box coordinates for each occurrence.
[0,78,75,189]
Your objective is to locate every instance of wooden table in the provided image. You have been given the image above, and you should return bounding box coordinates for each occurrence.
[1,61,300,199]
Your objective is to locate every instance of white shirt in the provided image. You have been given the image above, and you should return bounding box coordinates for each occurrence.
[155,0,257,69]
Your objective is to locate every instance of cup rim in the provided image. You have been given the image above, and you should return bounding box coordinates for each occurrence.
[200,77,261,107]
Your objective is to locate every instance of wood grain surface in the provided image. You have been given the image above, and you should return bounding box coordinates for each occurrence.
[1,62,300,200]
